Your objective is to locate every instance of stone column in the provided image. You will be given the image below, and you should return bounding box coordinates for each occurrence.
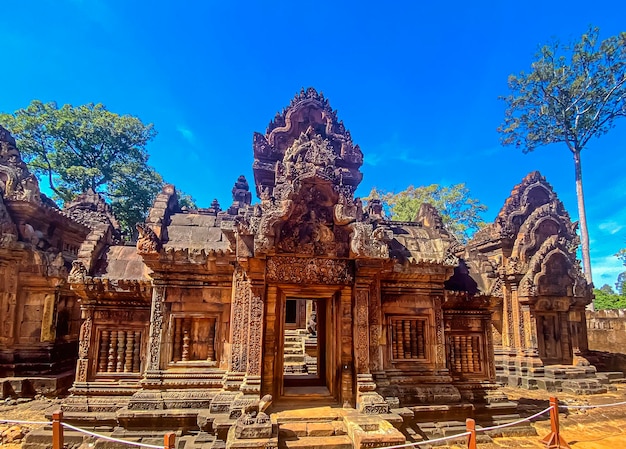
[229,267,250,374]
[340,287,354,405]
[368,279,383,372]
[40,289,59,343]
[75,306,94,383]
[146,285,167,373]
[354,287,370,374]
[433,295,447,373]
[241,280,265,396]
[0,261,19,346]
[521,304,539,356]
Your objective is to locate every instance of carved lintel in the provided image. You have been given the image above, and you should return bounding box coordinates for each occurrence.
[266,257,353,284]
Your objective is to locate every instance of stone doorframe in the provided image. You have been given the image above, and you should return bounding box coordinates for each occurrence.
[261,283,354,405]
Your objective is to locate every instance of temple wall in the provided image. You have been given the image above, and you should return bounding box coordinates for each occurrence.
[586,309,626,352]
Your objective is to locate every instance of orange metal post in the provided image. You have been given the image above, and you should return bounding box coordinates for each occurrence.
[540,396,571,449]
[465,418,477,449]
[52,410,64,449]
[164,432,176,449]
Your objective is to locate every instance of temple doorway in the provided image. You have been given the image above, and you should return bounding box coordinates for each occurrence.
[282,298,326,389]
[537,312,572,365]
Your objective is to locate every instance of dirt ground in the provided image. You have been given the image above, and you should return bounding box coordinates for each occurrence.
[1,386,625,448]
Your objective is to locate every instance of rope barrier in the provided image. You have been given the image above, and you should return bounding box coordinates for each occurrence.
[0,418,52,425]
[61,423,165,449]
[477,406,552,432]
[3,396,626,449]
[362,431,472,449]
[560,399,626,410]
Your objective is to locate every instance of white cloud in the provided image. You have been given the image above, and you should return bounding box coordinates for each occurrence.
[592,255,625,286]
[176,125,196,145]
[598,221,624,235]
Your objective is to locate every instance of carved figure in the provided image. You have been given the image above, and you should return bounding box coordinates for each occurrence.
[136,223,161,254]
[68,260,88,283]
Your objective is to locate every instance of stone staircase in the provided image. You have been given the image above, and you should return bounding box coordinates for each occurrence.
[274,406,405,449]
[283,330,308,375]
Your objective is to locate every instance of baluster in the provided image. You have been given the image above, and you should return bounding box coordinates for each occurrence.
[108,331,117,372]
[417,321,425,358]
[182,329,190,362]
[403,320,411,359]
[472,336,480,372]
[392,322,399,359]
[98,330,109,372]
[410,320,417,358]
[461,336,469,372]
[124,331,134,372]
[454,336,462,372]
[133,331,141,372]
[173,318,182,362]
[207,318,215,362]
[117,331,126,372]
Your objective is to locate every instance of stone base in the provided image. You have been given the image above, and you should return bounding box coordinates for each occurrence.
[496,352,609,395]
[0,370,75,398]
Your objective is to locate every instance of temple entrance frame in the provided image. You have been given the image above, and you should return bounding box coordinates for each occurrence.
[262,283,353,405]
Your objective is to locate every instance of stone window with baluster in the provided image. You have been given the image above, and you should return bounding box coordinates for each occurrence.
[388,317,428,361]
[445,333,484,375]
[95,329,143,375]
[168,314,218,366]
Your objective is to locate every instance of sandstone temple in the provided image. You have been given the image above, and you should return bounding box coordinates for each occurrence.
[0,88,610,448]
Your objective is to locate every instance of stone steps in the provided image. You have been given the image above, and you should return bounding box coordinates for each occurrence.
[282,435,352,449]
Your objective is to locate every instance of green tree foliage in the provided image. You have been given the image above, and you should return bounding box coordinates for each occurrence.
[616,249,626,294]
[0,100,164,235]
[498,27,626,284]
[366,184,487,242]
[593,284,626,310]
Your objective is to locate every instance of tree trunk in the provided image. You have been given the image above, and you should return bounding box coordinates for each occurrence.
[573,151,594,309]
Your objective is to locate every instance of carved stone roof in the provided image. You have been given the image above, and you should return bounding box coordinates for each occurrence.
[64,188,120,232]
[0,125,42,204]
[464,171,591,302]
[164,213,230,252]
[252,87,363,198]
[92,245,152,280]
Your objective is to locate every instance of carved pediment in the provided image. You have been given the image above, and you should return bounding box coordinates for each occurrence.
[252,87,363,199]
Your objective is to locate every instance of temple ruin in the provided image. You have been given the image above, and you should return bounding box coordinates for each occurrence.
[0,88,613,448]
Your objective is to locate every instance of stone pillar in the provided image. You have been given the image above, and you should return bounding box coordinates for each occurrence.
[241,280,265,396]
[510,286,523,352]
[502,282,514,350]
[368,279,383,372]
[75,306,94,383]
[40,290,59,343]
[229,267,250,374]
[433,295,447,373]
[354,287,370,374]
[146,285,167,373]
[340,287,354,405]
[0,261,18,346]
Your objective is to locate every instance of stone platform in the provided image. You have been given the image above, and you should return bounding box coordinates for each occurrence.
[495,351,625,394]
[0,371,75,398]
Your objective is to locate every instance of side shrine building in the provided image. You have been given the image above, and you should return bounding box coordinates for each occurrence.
[0,89,608,448]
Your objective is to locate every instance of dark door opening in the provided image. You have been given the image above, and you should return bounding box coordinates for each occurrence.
[283,298,326,388]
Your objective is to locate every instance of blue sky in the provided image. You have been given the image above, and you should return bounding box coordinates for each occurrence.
[1,0,625,286]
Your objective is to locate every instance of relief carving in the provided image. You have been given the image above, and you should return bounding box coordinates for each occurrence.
[147,286,165,371]
[266,257,353,284]
[355,289,369,373]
